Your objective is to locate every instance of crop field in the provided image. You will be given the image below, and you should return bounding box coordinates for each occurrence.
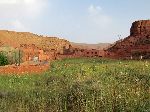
[0,58,150,112]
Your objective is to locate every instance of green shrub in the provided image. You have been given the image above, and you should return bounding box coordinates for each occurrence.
[0,52,9,66]
[0,47,23,65]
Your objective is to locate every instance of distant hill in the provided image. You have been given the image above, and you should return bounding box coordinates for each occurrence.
[0,30,71,53]
[71,42,111,50]
[0,30,111,55]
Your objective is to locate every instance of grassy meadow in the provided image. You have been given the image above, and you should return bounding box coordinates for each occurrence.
[0,58,150,112]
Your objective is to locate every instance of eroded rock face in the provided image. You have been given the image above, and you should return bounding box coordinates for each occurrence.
[106,20,150,59]
[130,20,150,36]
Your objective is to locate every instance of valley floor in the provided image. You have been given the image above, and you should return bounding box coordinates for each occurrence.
[0,58,149,112]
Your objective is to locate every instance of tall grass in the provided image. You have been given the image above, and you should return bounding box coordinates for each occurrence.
[0,58,149,112]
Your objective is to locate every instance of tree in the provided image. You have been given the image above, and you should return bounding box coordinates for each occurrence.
[13,49,23,66]
[0,52,9,66]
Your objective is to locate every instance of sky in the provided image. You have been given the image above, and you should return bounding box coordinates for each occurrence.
[0,0,150,44]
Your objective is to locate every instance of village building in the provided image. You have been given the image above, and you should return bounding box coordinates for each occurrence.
[20,44,56,63]
[71,48,105,58]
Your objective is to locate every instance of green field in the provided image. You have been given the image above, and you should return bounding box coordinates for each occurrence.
[0,58,150,112]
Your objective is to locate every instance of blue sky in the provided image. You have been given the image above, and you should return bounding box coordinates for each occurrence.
[0,0,150,43]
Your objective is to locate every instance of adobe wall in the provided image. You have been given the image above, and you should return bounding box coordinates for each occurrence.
[83,49,105,57]
[20,44,57,62]
[57,48,106,59]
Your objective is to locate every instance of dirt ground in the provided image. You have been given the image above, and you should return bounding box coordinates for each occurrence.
[0,64,49,75]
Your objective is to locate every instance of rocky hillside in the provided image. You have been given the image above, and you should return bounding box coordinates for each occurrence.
[0,30,71,53]
[106,20,150,59]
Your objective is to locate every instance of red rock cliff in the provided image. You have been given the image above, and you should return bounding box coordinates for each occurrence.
[130,20,150,36]
[106,20,150,59]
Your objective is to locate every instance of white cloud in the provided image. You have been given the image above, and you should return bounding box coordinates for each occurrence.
[71,4,114,43]
[88,4,112,27]
[0,20,28,32]
[24,0,36,4]
[0,0,48,18]
[0,0,18,4]
[0,0,40,5]
[0,0,48,31]
[0,0,44,5]
[10,20,27,31]
[88,5,102,15]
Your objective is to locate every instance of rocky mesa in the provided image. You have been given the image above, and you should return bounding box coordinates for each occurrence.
[106,20,150,59]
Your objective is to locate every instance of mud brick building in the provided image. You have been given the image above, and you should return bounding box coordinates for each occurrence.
[20,44,56,62]
[83,49,105,57]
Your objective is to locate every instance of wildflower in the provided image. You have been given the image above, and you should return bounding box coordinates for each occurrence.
[118,94,122,98]
[136,91,140,96]
[135,78,139,82]
[120,71,123,75]
[145,64,148,67]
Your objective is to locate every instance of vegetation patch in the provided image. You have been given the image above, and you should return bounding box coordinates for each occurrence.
[0,58,149,111]
[0,52,9,66]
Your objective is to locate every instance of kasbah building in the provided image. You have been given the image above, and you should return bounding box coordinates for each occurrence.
[20,44,57,63]
[19,43,106,63]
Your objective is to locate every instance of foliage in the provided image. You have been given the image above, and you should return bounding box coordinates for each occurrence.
[0,52,9,66]
[0,58,149,111]
[0,47,23,65]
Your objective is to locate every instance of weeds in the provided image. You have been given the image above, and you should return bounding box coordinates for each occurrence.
[0,58,149,112]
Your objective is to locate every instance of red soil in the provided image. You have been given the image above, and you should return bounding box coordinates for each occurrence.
[0,65,49,75]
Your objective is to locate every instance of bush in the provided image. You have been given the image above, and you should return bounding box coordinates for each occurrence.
[0,47,23,65]
[0,52,9,66]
